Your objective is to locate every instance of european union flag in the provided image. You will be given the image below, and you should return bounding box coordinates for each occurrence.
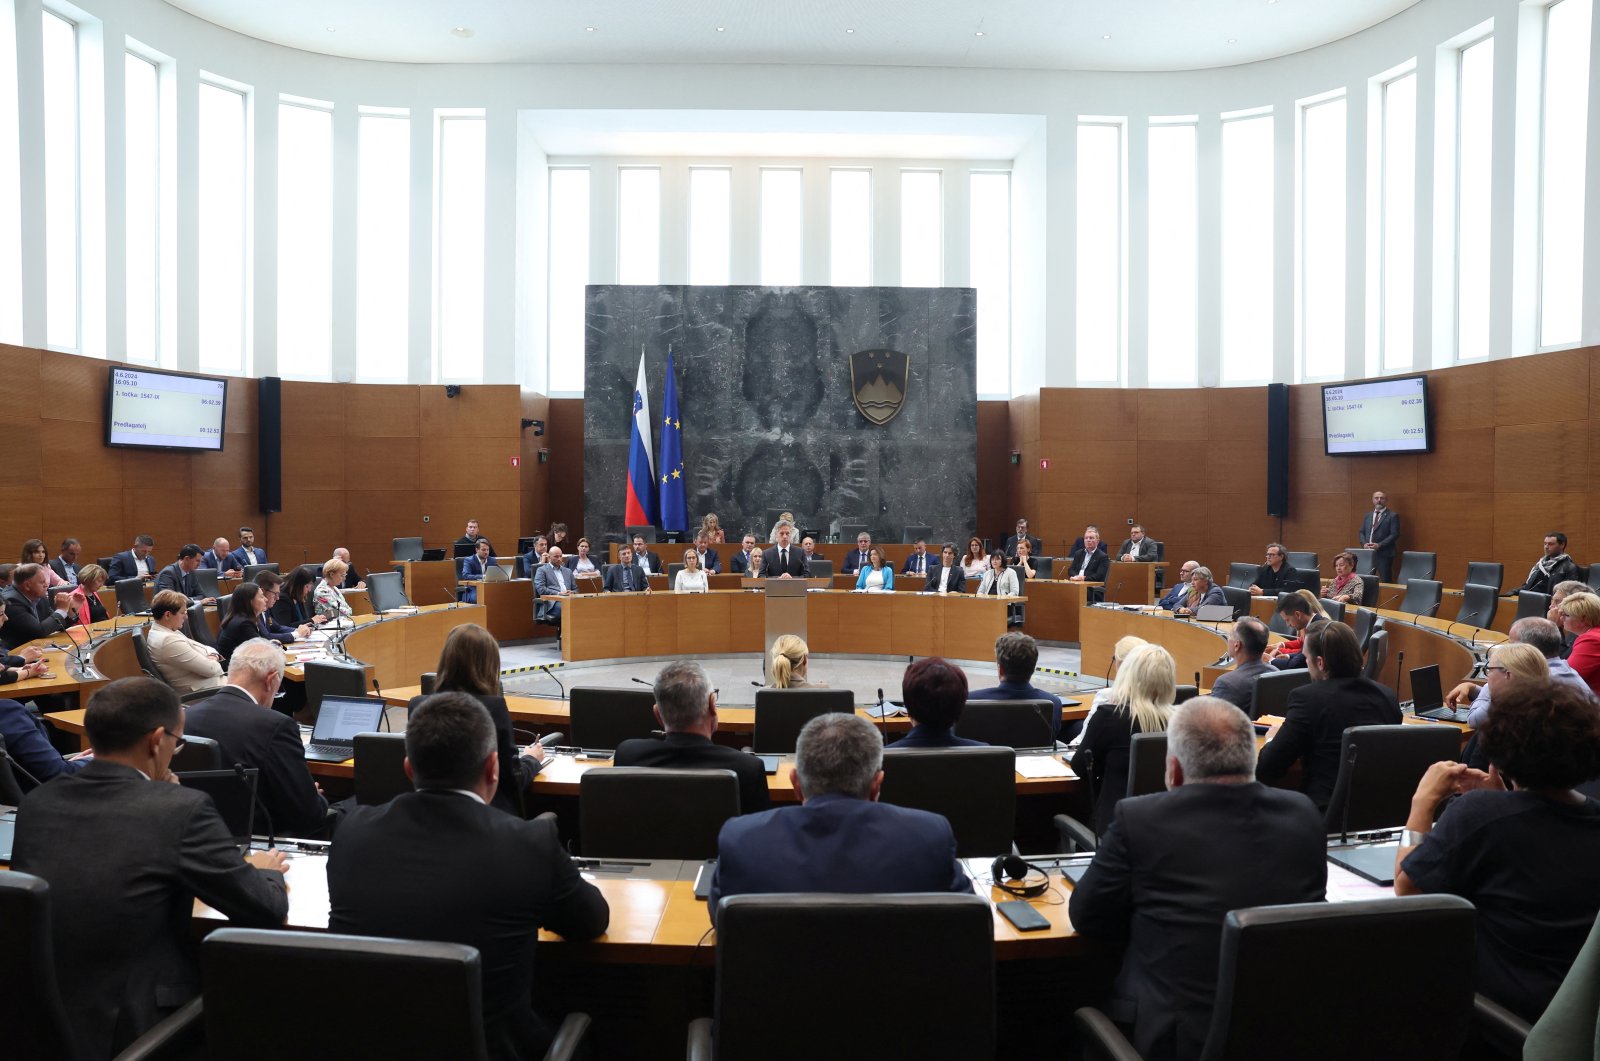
[659,349,687,533]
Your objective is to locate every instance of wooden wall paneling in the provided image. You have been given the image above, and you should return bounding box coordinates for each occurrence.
[345,435,421,490]
[1492,422,1589,487]
[1280,492,1353,566]
[1409,492,1492,584]
[42,491,118,559]
[1289,435,1350,494]
[1344,453,1420,497]
[1417,428,1495,493]
[1045,440,1139,493]
[1131,495,1199,565]
[0,416,43,487]
[420,385,521,439]
[420,438,521,492]
[123,479,196,557]
[975,401,1010,541]
[1135,440,1207,497]
[1015,442,1041,503]
[1290,384,1325,439]
[1493,492,1589,565]
[344,383,421,436]
[40,349,108,422]
[1008,392,1040,447]
[1033,494,1079,554]
[222,377,258,437]
[40,419,121,489]
[190,490,264,550]
[1039,389,1138,440]
[1051,492,1138,547]
[1427,361,1495,430]
[1203,439,1265,485]
[545,399,585,534]
[1206,388,1265,441]
[269,491,349,563]
[419,491,519,547]
[1136,390,1208,440]
[1203,495,1283,574]
[1494,349,1589,426]
[201,431,258,486]
[520,391,552,538]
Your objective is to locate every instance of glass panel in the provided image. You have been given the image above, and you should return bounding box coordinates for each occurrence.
[1381,74,1417,371]
[830,168,871,286]
[1147,123,1198,385]
[1221,114,1274,383]
[688,166,730,286]
[436,116,486,380]
[759,168,802,286]
[0,0,20,342]
[1077,123,1122,384]
[356,113,410,381]
[276,102,333,379]
[547,168,590,393]
[969,171,1010,391]
[42,12,77,349]
[124,54,160,362]
[1540,0,1593,347]
[1301,97,1347,379]
[1456,37,1494,361]
[197,82,247,374]
[617,166,660,285]
[900,170,942,287]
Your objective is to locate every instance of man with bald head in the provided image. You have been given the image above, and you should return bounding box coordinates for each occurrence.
[1069,697,1326,1061]
[1156,561,1199,611]
[331,548,366,590]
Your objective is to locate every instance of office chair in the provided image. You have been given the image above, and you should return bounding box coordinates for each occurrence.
[365,571,409,613]
[129,629,166,684]
[0,734,27,803]
[1249,668,1311,721]
[806,558,833,578]
[579,767,740,858]
[1395,551,1438,585]
[689,895,994,1060]
[391,537,424,562]
[901,524,933,544]
[1,872,205,1061]
[114,577,151,617]
[1174,684,1199,704]
[1351,609,1375,652]
[418,671,436,695]
[1323,724,1463,834]
[1074,896,1475,1061]
[750,689,855,755]
[1358,573,1381,606]
[1317,598,1346,623]
[169,734,222,772]
[1347,548,1378,576]
[353,732,411,806]
[184,602,216,649]
[1361,629,1389,681]
[1455,583,1498,631]
[1221,585,1251,619]
[666,562,684,585]
[193,568,220,600]
[1286,551,1319,574]
[1588,564,1600,592]
[1055,732,1167,853]
[567,687,659,751]
[879,747,1017,858]
[1227,563,1258,591]
[302,660,369,718]
[952,700,1058,749]
[1267,593,1296,637]
[1398,579,1444,618]
[1465,562,1505,594]
[1513,590,1551,624]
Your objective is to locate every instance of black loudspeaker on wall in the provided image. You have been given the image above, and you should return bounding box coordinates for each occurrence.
[259,376,283,514]
[1266,383,1289,518]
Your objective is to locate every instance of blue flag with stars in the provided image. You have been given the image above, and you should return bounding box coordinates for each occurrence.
[659,350,687,532]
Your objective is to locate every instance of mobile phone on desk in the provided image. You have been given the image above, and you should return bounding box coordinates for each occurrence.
[996,900,1051,932]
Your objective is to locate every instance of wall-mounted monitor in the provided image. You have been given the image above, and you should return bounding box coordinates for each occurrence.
[1321,375,1432,456]
[105,366,228,452]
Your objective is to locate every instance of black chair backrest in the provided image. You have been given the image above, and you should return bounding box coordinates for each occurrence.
[1456,583,1499,630]
[1267,593,1295,637]
[1126,731,1168,797]
[1358,573,1381,606]
[1202,896,1475,1060]
[880,747,1017,857]
[1032,555,1054,580]
[1323,724,1463,833]
[419,671,436,695]
[807,558,833,578]
[365,571,409,612]
[901,525,933,544]
[186,601,216,648]
[193,568,220,600]
[1395,551,1438,584]
[96,555,115,570]
[0,735,24,802]
[1286,551,1319,573]
[202,928,489,1060]
[1250,669,1312,721]
[751,689,855,754]
[666,562,684,584]
[0,871,75,1058]
[1399,579,1444,618]
[1221,585,1251,619]
[129,628,166,683]
[1514,590,1551,623]
[1362,630,1389,681]
[568,687,659,751]
[172,734,223,772]
[579,767,739,858]
[952,700,1057,749]
[353,733,411,806]
[303,661,369,717]
[1174,684,1199,704]
[1588,564,1600,591]
[1318,598,1346,623]
[1227,563,1258,590]
[1153,540,1166,562]
[1351,609,1375,651]
[115,577,150,616]
[391,537,425,562]
[712,894,994,1058]
[1347,548,1378,576]
[1465,562,1504,594]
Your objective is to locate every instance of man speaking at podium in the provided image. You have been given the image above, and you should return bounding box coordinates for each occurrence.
[763,521,810,579]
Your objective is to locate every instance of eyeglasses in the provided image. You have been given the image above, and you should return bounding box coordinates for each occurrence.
[1484,665,1507,674]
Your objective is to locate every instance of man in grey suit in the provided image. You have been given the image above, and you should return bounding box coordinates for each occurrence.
[534,546,578,626]
[154,543,217,606]
[1359,490,1401,582]
[12,677,288,1059]
[1208,617,1275,716]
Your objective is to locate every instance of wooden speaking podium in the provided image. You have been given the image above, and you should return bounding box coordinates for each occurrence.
[745,576,828,679]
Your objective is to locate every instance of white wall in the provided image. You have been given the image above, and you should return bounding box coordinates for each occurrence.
[2,0,1595,394]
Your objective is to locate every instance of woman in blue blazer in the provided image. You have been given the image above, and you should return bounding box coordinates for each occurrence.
[855,547,894,591]
[460,539,497,604]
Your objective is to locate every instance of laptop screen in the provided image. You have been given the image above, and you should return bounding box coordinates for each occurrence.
[1409,664,1444,712]
[312,696,387,742]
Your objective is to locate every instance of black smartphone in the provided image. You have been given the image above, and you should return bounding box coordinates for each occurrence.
[996,899,1051,932]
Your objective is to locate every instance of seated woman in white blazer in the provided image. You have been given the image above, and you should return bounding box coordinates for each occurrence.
[145,589,224,695]
[976,551,1021,597]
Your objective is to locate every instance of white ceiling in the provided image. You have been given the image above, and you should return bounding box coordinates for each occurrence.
[160,0,1426,72]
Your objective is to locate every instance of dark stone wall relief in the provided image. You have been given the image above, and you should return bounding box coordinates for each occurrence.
[583,286,978,545]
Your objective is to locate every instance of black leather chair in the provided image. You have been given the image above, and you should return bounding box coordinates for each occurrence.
[1174,684,1199,704]
[750,689,855,755]
[806,558,833,578]
[391,537,424,562]
[1074,895,1475,1061]
[579,767,740,858]
[1317,598,1346,623]
[184,602,216,649]
[1351,609,1375,651]
[1221,586,1251,618]
[1588,564,1600,591]
[353,732,410,806]
[1456,582,1499,630]
[1227,563,1257,590]
[1358,572,1381,606]
[1399,579,1444,618]
[879,747,1017,857]
[1323,724,1463,834]
[0,734,25,802]
[303,660,369,718]
[567,687,659,751]
[1,870,204,1061]
[170,734,222,772]
[418,671,437,695]
[1465,562,1504,594]
[129,628,165,683]
[689,894,993,1059]
[115,577,151,617]
[1286,551,1319,574]
[1513,590,1551,623]
[193,568,220,601]
[202,927,591,1060]
[1395,551,1438,585]
[665,561,684,585]
[1055,732,1167,853]
[1249,668,1311,721]
[1362,629,1390,681]
[1347,548,1379,576]
[952,699,1057,749]
[365,571,410,612]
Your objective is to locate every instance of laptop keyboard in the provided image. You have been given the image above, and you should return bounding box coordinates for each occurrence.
[306,743,351,759]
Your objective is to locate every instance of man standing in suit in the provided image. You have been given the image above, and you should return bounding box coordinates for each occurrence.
[1117,524,1158,563]
[12,678,288,1059]
[108,534,158,582]
[1066,527,1110,583]
[1208,618,1275,716]
[968,631,1074,740]
[762,522,809,579]
[184,639,332,838]
[693,532,721,574]
[329,692,608,1061]
[1070,696,1326,1061]
[901,538,936,579]
[1004,518,1043,559]
[729,533,760,575]
[200,536,237,574]
[614,660,769,814]
[50,537,82,586]
[709,713,972,926]
[229,526,268,569]
[841,531,873,575]
[155,544,216,605]
[631,534,662,576]
[534,546,577,627]
[1359,490,1401,582]
[1,564,71,649]
[603,544,649,592]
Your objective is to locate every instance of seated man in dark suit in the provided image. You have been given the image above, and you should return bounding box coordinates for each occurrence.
[900,538,936,579]
[602,543,649,592]
[251,571,313,644]
[710,713,973,925]
[107,534,158,582]
[1,564,71,649]
[1263,591,1328,670]
[761,521,809,579]
[693,532,721,574]
[229,526,269,569]
[1065,526,1110,583]
[613,660,769,814]
[50,537,82,586]
[0,695,88,790]
[12,677,288,1060]
[1248,542,1294,597]
[533,547,577,628]
[184,638,332,838]
[891,656,986,748]
[1070,696,1326,1061]
[968,631,1074,741]
[154,543,216,605]
[728,533,760,575]
[200,536,238,573]
[630,534,662,576]
[841,531,873,575]
[1003,518,1043,559]
[328,692,609,1060]
[925,543,967,594]
[1208,617,1274,715]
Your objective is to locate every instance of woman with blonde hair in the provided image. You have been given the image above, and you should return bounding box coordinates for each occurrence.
[1069,635,1151,749]
[313,559,353,622]
[675,547,708,592]
[68,563,109,625]
[1071,643,1177,833]
[1559,592,1600,696]
[699,513,726,545]
[768,634,819,688]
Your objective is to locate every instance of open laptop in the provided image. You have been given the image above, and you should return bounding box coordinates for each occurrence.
[1194,604,1234,622]
[1409,664,1469,722]
[1326,842,1400,885]
[304,696,387,762]
[481,564,510,583]
[178,768,259,849]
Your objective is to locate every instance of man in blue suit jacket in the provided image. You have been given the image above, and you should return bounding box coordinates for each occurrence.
[709,713,972,925]
[968,631,1075,741]
[841,532,873,575]
[900,539,938,579]
[227,527,268,570]
[199,537,239,573]
[107,535,158,582]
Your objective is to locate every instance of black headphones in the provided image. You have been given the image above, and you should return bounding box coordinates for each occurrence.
[989,854,1051,898]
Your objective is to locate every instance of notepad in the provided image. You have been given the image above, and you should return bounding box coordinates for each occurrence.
[1015,756,1074,779]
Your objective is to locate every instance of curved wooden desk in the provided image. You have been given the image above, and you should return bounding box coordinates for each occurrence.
[1080,607,1235,686]
[1349,606,1502,701]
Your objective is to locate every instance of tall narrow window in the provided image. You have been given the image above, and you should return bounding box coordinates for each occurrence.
[197,81,247,374]
[276,100,332,379]
[1147,123,1198,385]
[547,168,590,393]
[617,166,660,285]
[1299,95,1347,379]
[124,53,160,362]
[759,168,802,286]
[0,0,21,342]
[688,166,730,286]
[830,168,871,286]
[1456,37,1494,361]
[969,171,1010,389]
[1540,0,1593,347]
[1220,112,1274,383]
[435,114,486,381]
[42,11,78,349]
[1077,122,1124,384]
[900,170,942,287]
[356,111,409,381]
[1380,73,1418,370]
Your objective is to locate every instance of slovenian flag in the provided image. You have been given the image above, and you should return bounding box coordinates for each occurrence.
[624,351,657,527]
[659,349,687,532]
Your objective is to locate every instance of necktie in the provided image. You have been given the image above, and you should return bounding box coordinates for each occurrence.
[781,549,787,568]
[623,568,631,591]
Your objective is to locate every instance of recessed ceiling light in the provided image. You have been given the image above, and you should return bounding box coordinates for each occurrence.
[716,26,725,32]
[845,28,855,34]
[1101,34,1112,40]
[1228,37,1238,43]
[325,25,337,32]
[585,26,597,33]
[451,26,473,38]
[974,30,985,37]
